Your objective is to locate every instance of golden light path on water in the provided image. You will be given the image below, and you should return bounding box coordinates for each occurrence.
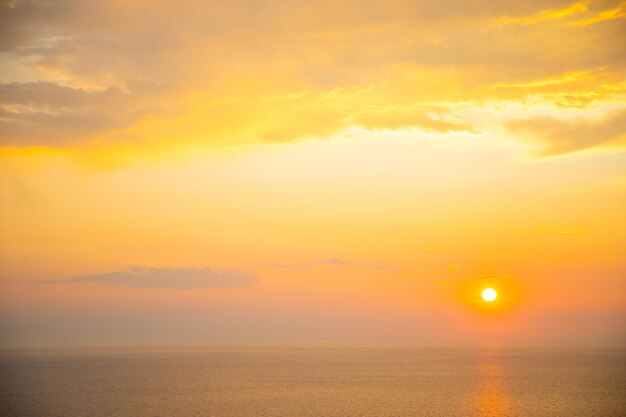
[474,345,510,417]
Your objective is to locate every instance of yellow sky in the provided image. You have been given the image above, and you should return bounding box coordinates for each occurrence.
[1,0,625,345]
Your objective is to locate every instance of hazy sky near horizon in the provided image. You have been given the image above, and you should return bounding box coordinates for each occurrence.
[1,0,625,346]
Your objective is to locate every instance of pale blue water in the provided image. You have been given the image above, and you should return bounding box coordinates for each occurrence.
[1,342,624,416]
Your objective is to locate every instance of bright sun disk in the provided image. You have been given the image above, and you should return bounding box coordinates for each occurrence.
[482,288,497,302]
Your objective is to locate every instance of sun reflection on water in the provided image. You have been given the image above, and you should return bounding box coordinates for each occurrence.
[473,346,511,417]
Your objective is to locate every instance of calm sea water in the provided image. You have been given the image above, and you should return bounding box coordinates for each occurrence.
[1,342,624,417]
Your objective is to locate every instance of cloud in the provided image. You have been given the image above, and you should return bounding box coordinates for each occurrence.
[50,266,257,289]
[321,258,350,266]
[506,108,626,155]
[0,81,163,145]
[262,258,403,274]
[262,258,352,269]
[0,0,624,154]
[495,1,588,25]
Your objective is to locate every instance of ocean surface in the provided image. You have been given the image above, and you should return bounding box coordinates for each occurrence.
[1,342,624,417]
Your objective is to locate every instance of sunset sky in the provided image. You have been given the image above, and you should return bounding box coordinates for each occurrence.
[1,0,625,346]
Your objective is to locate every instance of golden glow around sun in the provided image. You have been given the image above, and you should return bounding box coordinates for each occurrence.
[482,288,497,303]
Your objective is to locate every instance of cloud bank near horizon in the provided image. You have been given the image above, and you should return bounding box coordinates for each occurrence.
[51,266,258,289]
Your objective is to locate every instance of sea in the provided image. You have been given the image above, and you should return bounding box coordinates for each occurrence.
[1,341,624,417]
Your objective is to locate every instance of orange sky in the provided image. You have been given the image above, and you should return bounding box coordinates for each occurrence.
[1,0,625,346]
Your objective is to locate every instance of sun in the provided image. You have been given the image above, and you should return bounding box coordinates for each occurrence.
[482,288,497,302]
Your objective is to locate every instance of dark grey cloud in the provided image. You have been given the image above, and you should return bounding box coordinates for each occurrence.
[50,266,257,289]
[0,81,159,144]
[1,81,118,108]
[506,109,626,155]
[0,0,72,52]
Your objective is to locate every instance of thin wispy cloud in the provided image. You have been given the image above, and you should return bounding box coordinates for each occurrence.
[261,258,400,272]
[47,266,257,289]
[507,109,626,155]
